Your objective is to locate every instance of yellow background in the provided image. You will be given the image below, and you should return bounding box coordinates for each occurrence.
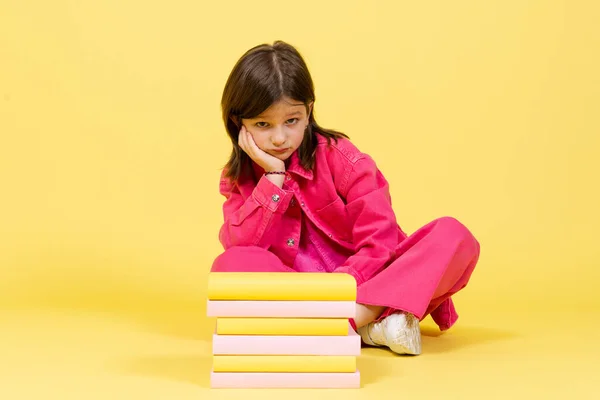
[1,0,598,398]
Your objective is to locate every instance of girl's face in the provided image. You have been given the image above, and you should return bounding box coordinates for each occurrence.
[241,96,312,162]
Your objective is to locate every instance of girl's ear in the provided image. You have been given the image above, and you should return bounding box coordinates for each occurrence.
[307,102,314,119]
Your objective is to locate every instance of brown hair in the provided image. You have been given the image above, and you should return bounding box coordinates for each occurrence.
[221,40,348,181]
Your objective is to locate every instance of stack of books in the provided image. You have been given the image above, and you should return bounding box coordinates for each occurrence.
[207,272,361,388]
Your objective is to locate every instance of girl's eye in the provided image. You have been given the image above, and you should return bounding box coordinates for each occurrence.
[254,119,298,128]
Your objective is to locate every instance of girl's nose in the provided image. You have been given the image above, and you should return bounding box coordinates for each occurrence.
[271,128,286,146]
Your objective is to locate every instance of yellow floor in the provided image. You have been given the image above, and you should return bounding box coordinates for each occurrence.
[1,306,597,399]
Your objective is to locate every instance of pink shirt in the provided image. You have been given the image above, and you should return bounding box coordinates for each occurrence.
[218,133,408,286]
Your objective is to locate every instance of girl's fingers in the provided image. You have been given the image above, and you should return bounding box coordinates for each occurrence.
[246,130,259,152]
[244,130,255,156]
[242,127,258,157]
[238,125,276,170]
[238,125,248,151]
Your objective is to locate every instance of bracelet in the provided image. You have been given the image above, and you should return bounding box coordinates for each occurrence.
[264,171,286,175]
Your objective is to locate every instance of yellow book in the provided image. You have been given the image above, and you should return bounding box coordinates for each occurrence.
[207,272,356,301]
[216,317,349,336]
[213,355,356,373]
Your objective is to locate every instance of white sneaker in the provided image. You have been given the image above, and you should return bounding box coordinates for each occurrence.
[357,312,422,355]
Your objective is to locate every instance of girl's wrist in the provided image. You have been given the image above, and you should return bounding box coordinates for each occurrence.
[264,172,285,188]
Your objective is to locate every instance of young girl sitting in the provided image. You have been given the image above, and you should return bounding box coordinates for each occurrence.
[211,40,480,355]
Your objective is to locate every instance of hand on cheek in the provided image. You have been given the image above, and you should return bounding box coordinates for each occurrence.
[238,125,285,172]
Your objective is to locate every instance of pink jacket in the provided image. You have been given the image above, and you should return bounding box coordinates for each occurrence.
[218,133,408,287]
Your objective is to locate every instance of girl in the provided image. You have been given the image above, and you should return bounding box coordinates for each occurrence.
[212,41,480,355]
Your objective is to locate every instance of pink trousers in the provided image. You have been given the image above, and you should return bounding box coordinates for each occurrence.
[211,216,480,331]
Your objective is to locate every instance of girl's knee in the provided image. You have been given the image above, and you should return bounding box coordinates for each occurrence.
[435,216,467,233]
[435,216,480,258]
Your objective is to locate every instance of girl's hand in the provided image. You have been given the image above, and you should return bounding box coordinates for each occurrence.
[238,124,285,173]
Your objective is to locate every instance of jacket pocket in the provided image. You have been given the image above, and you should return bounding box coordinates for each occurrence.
[315,198,352,243]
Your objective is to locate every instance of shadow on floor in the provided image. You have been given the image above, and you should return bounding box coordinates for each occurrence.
[420,323,519,353]
[357,322,519,357]
[356,354,394,386]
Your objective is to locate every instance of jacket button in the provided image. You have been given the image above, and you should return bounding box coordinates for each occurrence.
[287,238,295,246]
[271,194,280,202]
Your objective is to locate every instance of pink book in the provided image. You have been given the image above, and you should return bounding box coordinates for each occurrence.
[212,324,360,356]
[206,299,356,318]
[210,371,360,388]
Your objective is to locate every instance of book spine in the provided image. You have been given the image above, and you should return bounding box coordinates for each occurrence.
[207,272,356,301]
[212,355,356,373]
[212,329,360,355]
[210,371,361,388]
[206,299,356,318]
[216,317,349,336]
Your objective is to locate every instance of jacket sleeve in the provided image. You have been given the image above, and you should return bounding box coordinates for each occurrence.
[218,172,294,249]
[332,155,401,285]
